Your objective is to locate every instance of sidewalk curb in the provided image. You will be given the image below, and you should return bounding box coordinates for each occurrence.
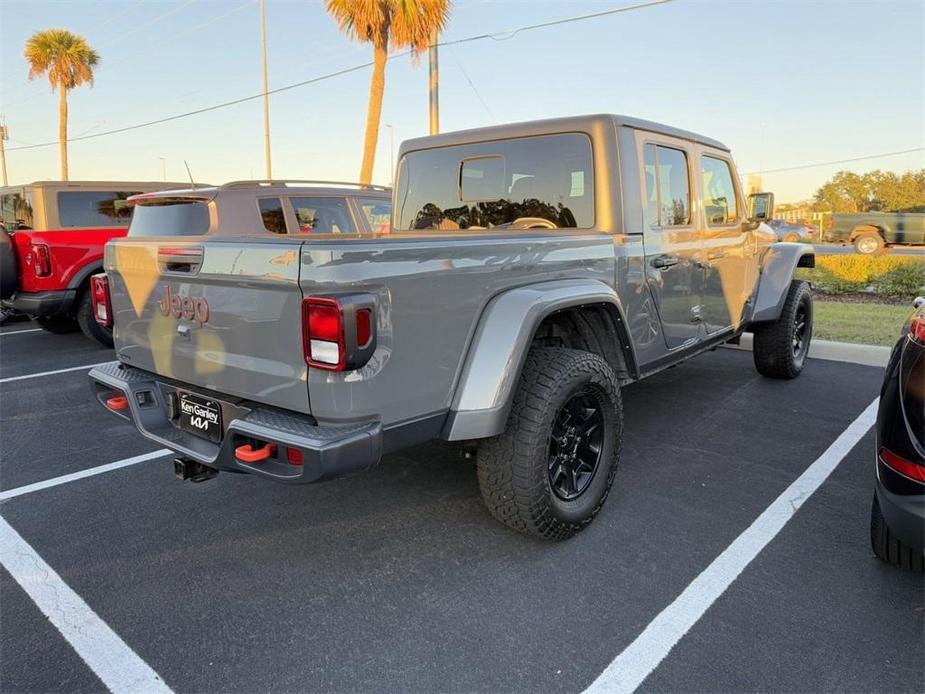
[724,334,891,368]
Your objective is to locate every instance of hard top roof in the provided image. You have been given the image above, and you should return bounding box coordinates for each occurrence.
[398,113,730,154]
[128,180,391,203]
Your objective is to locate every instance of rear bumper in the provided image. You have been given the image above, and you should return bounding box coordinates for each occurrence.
[875,478,924,550]
[89,361,382,484]
[5,289,76,316]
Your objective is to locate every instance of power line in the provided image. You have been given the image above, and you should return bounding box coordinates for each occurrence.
[744,148,925,175]
[5,0,675,153]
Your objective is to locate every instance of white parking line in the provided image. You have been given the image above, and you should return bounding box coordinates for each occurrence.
[584,397,879,694]
[0,516,173,693]
[0,362,109,384]
[0,328,43,336]
[0,450,170,502]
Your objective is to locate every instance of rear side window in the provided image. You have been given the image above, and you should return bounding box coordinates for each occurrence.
[289,197,355,233]
[127,202,211,237]
[259,197,286,234]
[701,156,739,224]
[357,197,392,233]
[1,190,33,229]
[395,133,594,231]
[643,144,691,227]
[57,191,140,227]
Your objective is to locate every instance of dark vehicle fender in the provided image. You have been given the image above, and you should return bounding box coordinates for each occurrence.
[750,242,815,324]
[443,279,635,440]
[66,262,104,291]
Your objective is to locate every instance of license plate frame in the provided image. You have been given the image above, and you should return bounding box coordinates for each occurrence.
[177,391,223,443]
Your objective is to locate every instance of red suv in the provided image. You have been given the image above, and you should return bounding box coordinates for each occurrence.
[0,181,192,345]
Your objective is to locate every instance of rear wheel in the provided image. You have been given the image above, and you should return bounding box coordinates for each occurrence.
[76,289,113,347]
[870,493,924,572]
[477,348,622,540]
[752,280,812,379]
[35,313,79,334]
[853,232,884,254]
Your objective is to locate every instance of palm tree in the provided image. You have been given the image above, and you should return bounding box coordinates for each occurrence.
[325,0,449,185]
[24,29,100,181]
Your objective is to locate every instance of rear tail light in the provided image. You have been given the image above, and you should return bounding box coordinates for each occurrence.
[30,243,51,277]
[302,295,376,371]
[879,447,925,482]
[91,273,112,327]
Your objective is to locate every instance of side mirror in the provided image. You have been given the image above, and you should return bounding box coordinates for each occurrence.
[747,192,774,222]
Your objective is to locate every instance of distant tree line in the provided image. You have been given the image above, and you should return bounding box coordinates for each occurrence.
[813,169,925,214]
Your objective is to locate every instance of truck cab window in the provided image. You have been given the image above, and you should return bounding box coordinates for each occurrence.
[643,144,690,227]
[289,197,355,234]
[702,156,738,224]
[259,198,286,234]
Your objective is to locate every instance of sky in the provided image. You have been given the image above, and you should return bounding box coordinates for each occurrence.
[0,0,922,203]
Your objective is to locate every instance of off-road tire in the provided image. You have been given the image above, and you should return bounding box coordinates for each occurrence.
[753,280,813,379]
[35,313,79,334]
[477,348,622,540]
[853,232,884,255]
[870,493,924,572]
[76,288,113,347]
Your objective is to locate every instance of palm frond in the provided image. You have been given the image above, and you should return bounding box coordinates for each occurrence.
[24,28,99,91]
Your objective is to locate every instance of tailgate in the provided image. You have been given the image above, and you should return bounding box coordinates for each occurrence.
[105,237,309,413]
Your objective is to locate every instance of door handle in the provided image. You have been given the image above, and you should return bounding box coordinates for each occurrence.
[652,255,680,269]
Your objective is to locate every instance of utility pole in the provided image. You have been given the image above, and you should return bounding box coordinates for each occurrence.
[385,124,395,186]
[0,120,8,186]
[428,29,439,135]
[260,0,272,179]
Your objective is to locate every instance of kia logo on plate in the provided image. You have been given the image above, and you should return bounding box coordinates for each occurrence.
[157,285,210,326]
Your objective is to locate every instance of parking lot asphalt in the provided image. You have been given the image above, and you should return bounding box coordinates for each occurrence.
[1,322,923,693]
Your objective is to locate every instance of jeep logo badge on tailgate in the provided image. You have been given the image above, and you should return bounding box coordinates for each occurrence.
[157,285,210,326]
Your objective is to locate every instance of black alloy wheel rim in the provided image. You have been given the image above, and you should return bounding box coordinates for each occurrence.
[548,391,605,501]
[793,302,808,359]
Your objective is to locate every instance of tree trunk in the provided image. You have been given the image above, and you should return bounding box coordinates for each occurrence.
[58,87,68,181]
[359,43,388,185]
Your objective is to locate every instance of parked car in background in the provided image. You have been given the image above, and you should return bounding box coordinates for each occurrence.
[824,211,925,253]
[0,180,196,343]
[89,115,814,541]
[768,219,815,242]
[870,296,925,572]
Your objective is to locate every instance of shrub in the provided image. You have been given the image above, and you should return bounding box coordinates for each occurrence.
[795,256,925,297]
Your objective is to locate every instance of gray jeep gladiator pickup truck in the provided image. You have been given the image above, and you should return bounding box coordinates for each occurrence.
[90,115,815,540]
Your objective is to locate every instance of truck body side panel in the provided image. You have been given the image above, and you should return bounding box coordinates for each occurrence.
[299,234,616,426]
[13,228,126,292]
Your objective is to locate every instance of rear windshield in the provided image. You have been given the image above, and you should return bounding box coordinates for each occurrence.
[127,201,211,237]
[394,133,594,231]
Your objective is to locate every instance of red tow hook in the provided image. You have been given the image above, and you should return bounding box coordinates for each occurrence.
[106,395,128,411]
[235,443,277,464]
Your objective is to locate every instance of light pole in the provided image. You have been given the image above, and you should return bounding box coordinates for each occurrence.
[158,157,166,182]
[0,120,8,186]
[385,124,395,186]
[260,0,272,180]
[428,29,439,135]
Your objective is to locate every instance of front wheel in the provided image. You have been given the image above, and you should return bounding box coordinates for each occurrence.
[477,348,622,540]
[752,280,813,379]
